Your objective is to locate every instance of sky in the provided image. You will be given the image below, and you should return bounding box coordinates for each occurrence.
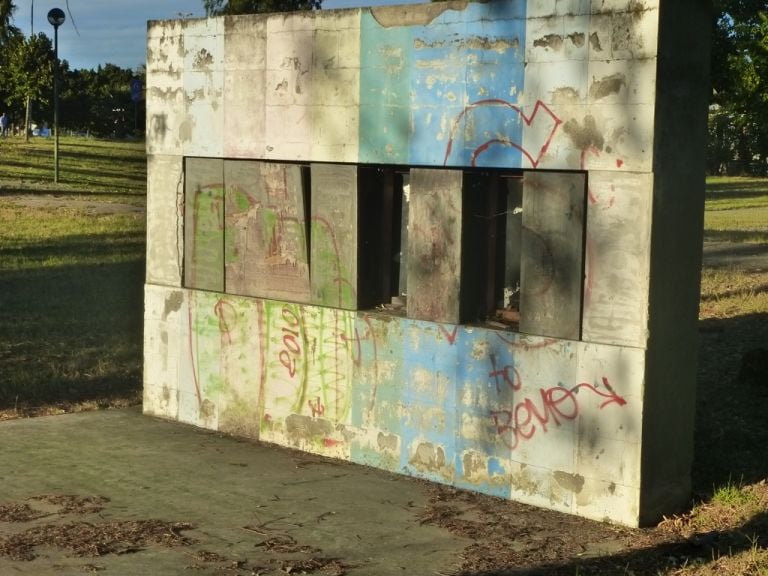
[14,0,421,72]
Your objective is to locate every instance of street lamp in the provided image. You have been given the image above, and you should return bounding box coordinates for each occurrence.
[48,8,65,184]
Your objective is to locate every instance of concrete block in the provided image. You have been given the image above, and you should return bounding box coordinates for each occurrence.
[336,17,362,69]
[590,0,659,14]
[183,70,225,158]
[224,70,267,158]
[183,18,224,71]
[147,155,184,287]
[523,60,589,106]
[508,462,573,514]
[519,171,585,341]
[312,68,360,107]
[265,29,314,75]
[310,105,359,157]
[184,158,225,292]
[264,104,312,159]
[224,14,267,71]
[526,0,558,18]
[406,169,463,324]
[582,103,654,172]
[562,14,590,60]
[576,435,640,487]
[582,170,652,347]
[146,72,184,156]
[574,477,639,526]
[224,161,311,302]
[610,7,659,60]
[587,57,657,105]
[147,20,184,75]
[556,0,591,15]
[526,16,566,63]
[310,164,359,309]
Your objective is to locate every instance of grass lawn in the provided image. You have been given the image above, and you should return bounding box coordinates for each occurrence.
[0,136,146,412]
[0,140,766,574]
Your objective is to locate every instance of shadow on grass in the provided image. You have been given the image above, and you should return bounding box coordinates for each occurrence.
[693,312,768,494]
[0,258,145,410]
[703,230,768,244]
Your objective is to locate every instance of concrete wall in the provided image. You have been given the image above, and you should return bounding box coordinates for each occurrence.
[144,0,709,527]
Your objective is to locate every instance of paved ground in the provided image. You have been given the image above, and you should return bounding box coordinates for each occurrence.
[0,409,468,575]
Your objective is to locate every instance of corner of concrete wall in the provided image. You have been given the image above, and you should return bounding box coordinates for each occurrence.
[640,0,711,526]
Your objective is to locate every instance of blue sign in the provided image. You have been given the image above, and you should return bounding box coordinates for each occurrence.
[130,79,142,102]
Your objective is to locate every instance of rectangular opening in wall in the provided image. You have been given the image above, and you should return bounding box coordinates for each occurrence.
[357,166,410,314]
[462,170,587,341]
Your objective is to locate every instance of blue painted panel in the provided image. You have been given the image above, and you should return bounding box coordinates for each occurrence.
[359,3,527,168]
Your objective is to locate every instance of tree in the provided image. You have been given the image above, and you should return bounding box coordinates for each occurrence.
[203,0,321,17]
[0,0,19,45]
[3,33,54,121]
[710,1,768,174]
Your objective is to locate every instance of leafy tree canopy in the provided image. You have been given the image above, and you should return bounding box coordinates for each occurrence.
[203,0,321,17]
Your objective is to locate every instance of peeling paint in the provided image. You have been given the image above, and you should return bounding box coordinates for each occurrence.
[409,442,446,472]
[414,36,519,54]
[377,431,398,452]
[162,291,184,320]
[533,34,563,51]
[589,73,627,100]
[553,471,585,493]
[286,414,334,440]
[589,32,603,52]
[552,87,582,104]
[370,1,473,28]
[567,32,585,47]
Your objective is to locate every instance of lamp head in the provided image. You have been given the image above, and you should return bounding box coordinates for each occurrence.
[47,8,65,28]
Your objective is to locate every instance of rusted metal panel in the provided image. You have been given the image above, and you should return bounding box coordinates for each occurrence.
[407,168,463,323]
[519,171,585,340]
[310,164,359,309]
[224,160,311,302]
[184,157,225,292]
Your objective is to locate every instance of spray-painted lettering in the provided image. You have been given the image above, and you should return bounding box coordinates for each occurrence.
[490,377,626,451]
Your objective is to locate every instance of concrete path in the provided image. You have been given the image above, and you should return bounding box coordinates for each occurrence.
[0,409,467,575]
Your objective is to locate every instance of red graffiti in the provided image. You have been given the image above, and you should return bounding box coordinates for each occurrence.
[488,354,522,394]
[278,305,302,378]
[213,299,236,346]
[308,397,325,418]
[438,324,459,345]
[444,99,562,168]
[490,377,626,451]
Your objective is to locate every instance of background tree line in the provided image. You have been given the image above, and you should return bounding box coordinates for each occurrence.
[0,0,766,169]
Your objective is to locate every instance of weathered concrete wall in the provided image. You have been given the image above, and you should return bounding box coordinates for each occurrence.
[144,0,708,527]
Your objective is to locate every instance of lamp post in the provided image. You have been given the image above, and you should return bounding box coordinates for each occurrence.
[48,8,65,184]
